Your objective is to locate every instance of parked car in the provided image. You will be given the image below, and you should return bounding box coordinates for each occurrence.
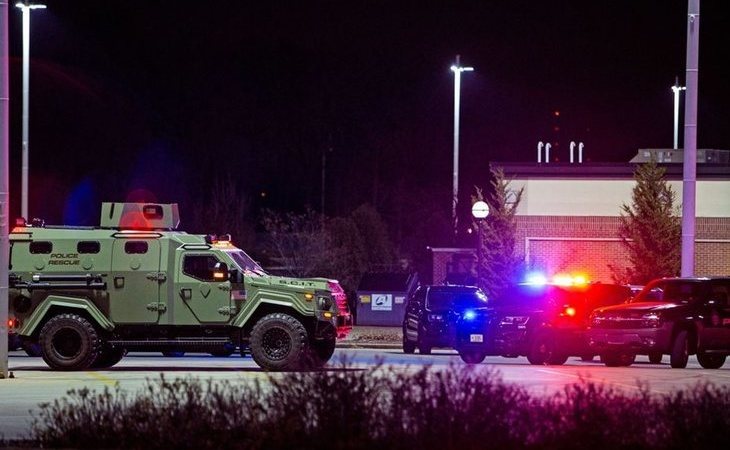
[456,281,632,365]
[587,277,730,368]
[402,285,489,354]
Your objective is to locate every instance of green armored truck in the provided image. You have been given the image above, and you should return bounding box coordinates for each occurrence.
[8,202,352,371]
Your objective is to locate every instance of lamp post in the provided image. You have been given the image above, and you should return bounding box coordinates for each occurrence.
[16,1,45,220]
[671,77,686,150]
[471,200,489,284]
[450,55,473,238]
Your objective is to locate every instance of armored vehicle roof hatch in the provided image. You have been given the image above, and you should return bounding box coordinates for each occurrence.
[100,202,180,230]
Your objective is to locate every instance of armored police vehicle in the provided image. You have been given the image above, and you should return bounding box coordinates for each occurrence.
[8,203,351,371]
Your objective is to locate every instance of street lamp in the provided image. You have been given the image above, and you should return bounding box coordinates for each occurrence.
[471,200,489,283]
[16,0,46,220]
[671,77,686,150]
[450,55,473,238]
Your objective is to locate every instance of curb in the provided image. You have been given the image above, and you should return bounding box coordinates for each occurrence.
[336,342,402,350]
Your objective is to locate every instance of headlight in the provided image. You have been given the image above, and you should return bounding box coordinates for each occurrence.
[317,296,333,310]
[500,316,529,326]
[641,313,662,328]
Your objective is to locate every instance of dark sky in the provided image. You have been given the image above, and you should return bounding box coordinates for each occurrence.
[7,0,730,234]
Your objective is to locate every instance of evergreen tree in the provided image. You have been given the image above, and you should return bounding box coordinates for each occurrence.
[473,167,524,299]
[611,159,681,284]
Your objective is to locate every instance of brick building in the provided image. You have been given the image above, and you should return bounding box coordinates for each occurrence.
[432,150,730,284]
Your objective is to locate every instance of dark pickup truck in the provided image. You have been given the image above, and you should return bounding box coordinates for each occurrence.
[587,277,730,368]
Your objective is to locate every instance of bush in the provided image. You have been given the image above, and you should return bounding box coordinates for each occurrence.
[8,362,730,449]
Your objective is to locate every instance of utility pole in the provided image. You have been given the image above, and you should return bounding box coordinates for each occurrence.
[681,0,699,277]
[1,0,12,379]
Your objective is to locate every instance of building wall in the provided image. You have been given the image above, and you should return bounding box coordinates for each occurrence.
[511,179,730,217]
[517,216,730,282]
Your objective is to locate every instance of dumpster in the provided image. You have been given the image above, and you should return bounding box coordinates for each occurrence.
[356,272,419,326]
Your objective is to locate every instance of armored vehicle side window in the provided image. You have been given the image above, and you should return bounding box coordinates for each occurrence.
[77,241,101,254]
[29,241,52,254]
[125,241,149,254]
[183,255,222,281]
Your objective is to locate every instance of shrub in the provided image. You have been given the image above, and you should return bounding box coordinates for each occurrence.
[10,362,730,449]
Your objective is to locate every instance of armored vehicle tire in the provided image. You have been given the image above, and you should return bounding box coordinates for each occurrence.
[527,331,568,366]
[696,351,726,369]
[250,313,309,371]
[93,346,126,369]
[648,352,663,364]
[600,352,635,367]
[670,330,690,369]
[402,335,416,354]
[39,314,102,371]
[459,350,486,364]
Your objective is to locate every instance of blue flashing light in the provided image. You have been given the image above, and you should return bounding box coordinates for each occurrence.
[525,272,548,286]
[463,310,477,321]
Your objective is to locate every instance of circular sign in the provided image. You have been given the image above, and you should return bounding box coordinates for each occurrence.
[471,201,489,219]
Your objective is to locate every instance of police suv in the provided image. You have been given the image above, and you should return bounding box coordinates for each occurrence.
[8,203,351,371]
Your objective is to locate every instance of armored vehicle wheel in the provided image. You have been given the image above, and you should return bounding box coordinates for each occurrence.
[250,313,309,371]
[600,352,635,367]
[527,331,568,365]
[93,346,127,369]
[402,335,416,354]
[39,313,102,371]
[459,350,486,364]
[696,351,726,369]
[670,330,689,368]
[648,352,663,364]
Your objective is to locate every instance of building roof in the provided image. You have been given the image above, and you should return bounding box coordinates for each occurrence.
[493,162,730,180]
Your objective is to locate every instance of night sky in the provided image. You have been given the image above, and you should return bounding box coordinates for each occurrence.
[7,1,730,244]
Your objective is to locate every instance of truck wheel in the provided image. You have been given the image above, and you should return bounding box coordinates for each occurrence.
[39,314,102,371]
[402,334,416,354]
[93,346,126,369]
[250,313,309,371]
[696,351,726,369]
[670,330,689,368]
[459,350,486,364]
[601,352,635,367]
[648,352,663,364]
[527,330,568,365]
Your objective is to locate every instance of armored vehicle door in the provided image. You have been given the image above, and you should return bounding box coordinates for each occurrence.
[176,252,232,324]
[110,239,164,323]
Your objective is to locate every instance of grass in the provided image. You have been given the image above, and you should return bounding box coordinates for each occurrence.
[3,361,729,449]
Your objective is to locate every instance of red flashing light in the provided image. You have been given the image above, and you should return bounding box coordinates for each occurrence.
[564,307,577,317]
